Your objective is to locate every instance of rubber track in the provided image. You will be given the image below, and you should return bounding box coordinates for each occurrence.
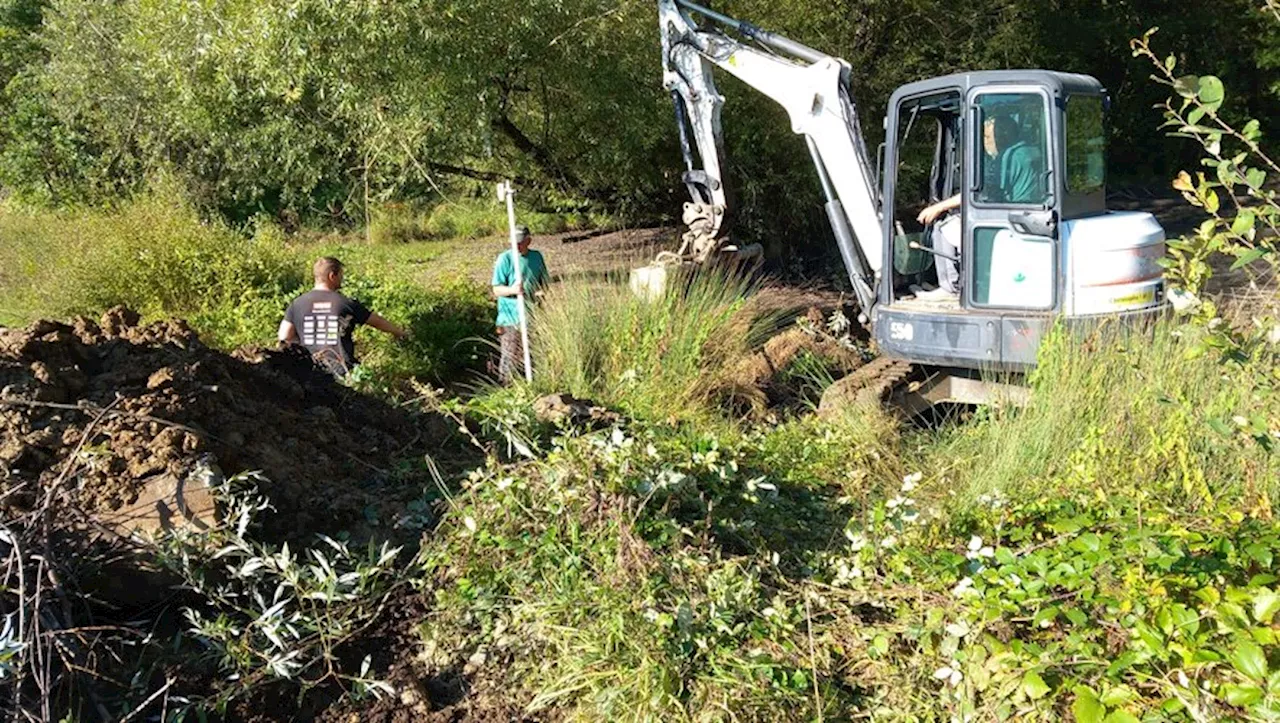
[818,356,915,415]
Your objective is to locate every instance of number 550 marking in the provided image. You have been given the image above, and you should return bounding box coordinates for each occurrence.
[889,322,914,341]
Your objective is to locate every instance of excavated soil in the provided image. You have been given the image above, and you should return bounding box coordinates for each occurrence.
[715,307,868,414]
[0,307,457,542]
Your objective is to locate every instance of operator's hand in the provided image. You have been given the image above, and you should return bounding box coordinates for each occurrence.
[917,203,946,226]
[917,194,961,226]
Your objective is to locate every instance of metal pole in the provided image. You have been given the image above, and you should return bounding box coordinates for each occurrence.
[497,181,533,382]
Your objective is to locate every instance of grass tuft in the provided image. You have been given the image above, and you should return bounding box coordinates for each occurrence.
[528,267,782,421]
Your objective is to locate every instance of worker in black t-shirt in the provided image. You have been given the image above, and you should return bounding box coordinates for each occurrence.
[278,257,407,377]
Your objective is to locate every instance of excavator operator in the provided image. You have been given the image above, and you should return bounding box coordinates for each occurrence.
[914,114,1039,298]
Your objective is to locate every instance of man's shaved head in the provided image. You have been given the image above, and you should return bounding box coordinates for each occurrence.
[314,257,344,286]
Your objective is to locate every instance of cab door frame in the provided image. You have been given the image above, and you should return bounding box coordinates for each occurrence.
[962,84,1062,314]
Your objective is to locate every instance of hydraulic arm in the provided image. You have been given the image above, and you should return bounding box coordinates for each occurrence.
[659,0,882,312]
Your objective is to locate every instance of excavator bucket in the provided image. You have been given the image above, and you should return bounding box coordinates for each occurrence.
[629,243,764,301]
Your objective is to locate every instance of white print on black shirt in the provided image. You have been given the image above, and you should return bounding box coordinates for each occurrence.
[301,301,341,348]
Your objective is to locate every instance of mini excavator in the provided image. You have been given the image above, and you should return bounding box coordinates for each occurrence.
[654,0,1167,412]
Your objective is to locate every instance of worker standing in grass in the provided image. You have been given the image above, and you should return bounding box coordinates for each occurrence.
[491,225,549,384]
[278,256,407,377]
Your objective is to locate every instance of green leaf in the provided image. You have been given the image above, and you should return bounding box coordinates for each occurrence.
[1216,159,1238,188]
[1187,106,1206,126]
[1242,119,1262,142]
[1230,639,1268,681]
[1208,417,1233,436]
[1204,189,1220,214]
[1174,75,1200,99]
[1100,686,1138,706]
[1171,604,1199,637]
[1223,683,1264,707]
[1165,55,1176,72]
[1073,532,1102,553]
[1232,248,1268,271]
[1033,606,1060,628]
[1255,590,1280,624]
[1073,687,1106,723]
[1103,712,1140,723]
[1221,602,1253,629]
[1198,75,1225,111]
[1244,547,1274,570]
[1231,210,1256,237]
[1023,670,1051,700]
[1246,168,1267,189]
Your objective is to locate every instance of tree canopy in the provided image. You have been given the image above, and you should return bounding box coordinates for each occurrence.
[0,0,1274,235]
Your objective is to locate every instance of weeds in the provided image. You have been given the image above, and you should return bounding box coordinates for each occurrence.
[408,310,1280,721]
[0,190,301,327]
[930,321,1280,509]
[0,191,494,384]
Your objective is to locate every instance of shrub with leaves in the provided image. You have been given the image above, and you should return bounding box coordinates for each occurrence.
[1132,24,1280,339]
[151,471,405,710]
[417,314,1280,721]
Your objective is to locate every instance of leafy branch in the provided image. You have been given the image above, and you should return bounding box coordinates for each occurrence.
[1131,27,1280,302]
[150,471,406,713]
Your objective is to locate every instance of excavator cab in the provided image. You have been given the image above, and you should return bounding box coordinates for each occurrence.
[875,72,1166,372]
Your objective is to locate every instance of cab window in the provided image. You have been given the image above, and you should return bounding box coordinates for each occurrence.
[1065,95,1105,194]
[974,93,1049,206]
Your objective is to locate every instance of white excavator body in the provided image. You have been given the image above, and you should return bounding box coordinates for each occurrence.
[655,0,1166,407]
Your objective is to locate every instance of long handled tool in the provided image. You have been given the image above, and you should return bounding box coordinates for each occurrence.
[496,181,533,382]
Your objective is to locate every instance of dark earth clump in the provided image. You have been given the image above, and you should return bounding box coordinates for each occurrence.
[0,306,456,542]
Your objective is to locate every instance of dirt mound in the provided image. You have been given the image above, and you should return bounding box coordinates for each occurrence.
[715,308,867,415]
[0,307,453,541]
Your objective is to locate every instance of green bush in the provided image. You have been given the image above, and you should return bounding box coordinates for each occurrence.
[0,191,302,325]
[367,201,434,245]
[341,272,492,386]
[420,404,899,721]
[427,316,1280,720]
[416,196,602,242]
[0,192,494,385]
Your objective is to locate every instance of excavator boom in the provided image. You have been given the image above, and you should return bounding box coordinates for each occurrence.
[659,0,881,311]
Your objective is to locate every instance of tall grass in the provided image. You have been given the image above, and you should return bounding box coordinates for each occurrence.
[529,268,781,420]
[933,321,1280,510]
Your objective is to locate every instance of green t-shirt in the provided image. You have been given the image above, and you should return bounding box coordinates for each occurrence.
[999,141,1044,204]
[492,248,549,327]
